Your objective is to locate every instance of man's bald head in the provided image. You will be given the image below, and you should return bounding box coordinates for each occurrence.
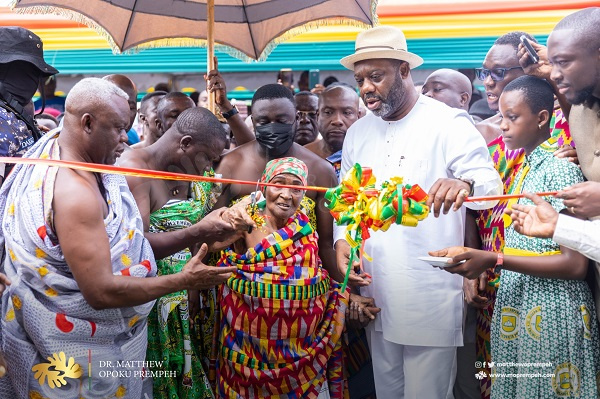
[103,74,138,129]
[421,69,472,111]
[156,92,196,134]
[173,107,227,145]
[548,8,600,104]
[103,74,136,93]
[164,107,228,175]
[553,7,600,51]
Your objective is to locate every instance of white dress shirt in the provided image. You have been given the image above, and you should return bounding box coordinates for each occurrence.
[334,95,501,346]
[553,214,600,263]
[553,213,600,321]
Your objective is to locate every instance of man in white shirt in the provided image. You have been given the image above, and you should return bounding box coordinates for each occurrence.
[335,26,502,398]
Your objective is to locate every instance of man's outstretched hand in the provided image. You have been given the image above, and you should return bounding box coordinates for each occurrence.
[182,244,237,290]
[335,240,371,287]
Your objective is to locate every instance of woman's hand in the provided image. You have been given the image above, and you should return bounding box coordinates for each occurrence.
[222,193,260,231]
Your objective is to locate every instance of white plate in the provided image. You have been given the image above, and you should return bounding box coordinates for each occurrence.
[418,256,465,268]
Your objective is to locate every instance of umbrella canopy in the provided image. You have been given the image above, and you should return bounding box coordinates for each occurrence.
[11,0,378,61]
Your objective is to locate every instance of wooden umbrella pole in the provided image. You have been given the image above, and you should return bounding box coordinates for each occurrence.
[207,0,216,114]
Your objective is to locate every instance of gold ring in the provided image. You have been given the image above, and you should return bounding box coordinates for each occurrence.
[459,189,469,198]
[571,206,575,214]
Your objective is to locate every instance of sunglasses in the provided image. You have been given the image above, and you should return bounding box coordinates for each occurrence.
[475,66,522,82]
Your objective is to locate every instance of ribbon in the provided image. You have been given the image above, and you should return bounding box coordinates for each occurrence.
[1,157,559,201]
[2,157,563,292]
[325,164,430,291]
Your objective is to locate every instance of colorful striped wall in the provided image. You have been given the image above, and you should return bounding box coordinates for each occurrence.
[0,1,595,74]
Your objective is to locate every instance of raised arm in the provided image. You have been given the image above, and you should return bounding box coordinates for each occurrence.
[517,41,571,119]
[206,57,255,146]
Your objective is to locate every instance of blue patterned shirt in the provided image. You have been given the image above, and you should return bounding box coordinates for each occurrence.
[0,107,35,177]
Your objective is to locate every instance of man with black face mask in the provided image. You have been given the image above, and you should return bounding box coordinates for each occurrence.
[215,83,342,282]
[0,27,58,186]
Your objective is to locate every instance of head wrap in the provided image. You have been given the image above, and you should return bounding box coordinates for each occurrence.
[260,157,308,192]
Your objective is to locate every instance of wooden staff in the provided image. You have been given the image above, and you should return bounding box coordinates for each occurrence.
[207,0,216,114]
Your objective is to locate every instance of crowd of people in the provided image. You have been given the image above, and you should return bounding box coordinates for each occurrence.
[0,6,599,399]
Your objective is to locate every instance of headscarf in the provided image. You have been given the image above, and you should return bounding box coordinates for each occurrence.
[260,157,308,193]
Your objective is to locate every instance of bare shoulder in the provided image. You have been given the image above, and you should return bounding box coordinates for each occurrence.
[291,144,337,186]
[117,148,150,169]
[53,169,105,226]
[224,141,256,160]
[216,141,256,174]
[293,145,334,172]
[303,140,321,157]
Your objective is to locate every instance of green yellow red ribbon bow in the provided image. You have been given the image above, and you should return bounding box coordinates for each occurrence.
[325,164,430,291]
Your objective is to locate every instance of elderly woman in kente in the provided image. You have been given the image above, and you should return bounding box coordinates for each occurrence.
[214,157,348,399]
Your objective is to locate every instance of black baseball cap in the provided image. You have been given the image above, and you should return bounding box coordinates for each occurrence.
[0,26,58,76]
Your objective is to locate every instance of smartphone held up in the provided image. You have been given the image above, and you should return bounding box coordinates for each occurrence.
[309,69,320,90]
[520,35,539,65]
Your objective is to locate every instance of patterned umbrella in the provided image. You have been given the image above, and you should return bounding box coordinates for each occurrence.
[10,0,378,62]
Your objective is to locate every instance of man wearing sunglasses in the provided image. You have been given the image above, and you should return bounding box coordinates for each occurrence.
[475,31,571,144]
[475,32,535,142]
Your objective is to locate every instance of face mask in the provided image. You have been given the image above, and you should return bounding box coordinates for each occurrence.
[0,61,42,106]
[255,122,295,158]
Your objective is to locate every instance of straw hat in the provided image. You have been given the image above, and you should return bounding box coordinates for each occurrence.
[340,26,423,70]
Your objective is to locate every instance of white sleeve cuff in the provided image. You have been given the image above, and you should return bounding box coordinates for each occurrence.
[553,214,600,263]
[553,214,583,246]
[464,176,502,210]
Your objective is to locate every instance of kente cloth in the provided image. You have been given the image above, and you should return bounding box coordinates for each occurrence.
[490,139,600,398]
[0,131,157,399]
[260,156,309,189]
[146,179,220,399]
[216,211,348,399]
[326,150,342,180]
[205,193,318,390]
[475,110,572,399]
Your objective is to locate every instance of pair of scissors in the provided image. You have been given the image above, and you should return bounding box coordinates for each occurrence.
[248,179,260,233]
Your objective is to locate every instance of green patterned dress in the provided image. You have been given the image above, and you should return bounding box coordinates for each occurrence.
[146,178,220,399]
[491,139,600,398]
